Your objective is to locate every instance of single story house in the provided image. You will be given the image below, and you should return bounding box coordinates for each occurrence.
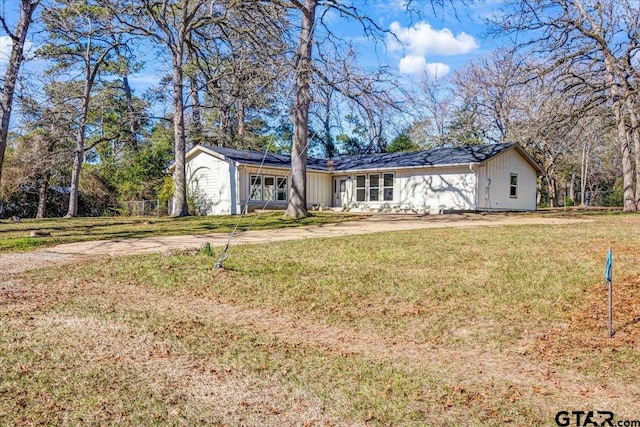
[174,142,544,215]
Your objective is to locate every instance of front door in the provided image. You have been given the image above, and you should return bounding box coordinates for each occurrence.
[333,177,348,207]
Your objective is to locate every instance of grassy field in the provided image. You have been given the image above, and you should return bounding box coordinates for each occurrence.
[2,213,640,425]
[0,212,366,252]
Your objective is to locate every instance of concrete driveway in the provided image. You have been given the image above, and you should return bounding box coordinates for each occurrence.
[44,213,586,256]
[0,213,588,276]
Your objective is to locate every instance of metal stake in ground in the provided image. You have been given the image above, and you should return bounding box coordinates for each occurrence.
[605,247,613,338]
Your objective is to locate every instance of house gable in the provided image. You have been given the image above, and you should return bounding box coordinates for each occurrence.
[475,147,540,211]
[184,147,237,215]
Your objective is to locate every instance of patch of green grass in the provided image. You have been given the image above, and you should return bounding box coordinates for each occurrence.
[199,242,214,257]
[0,236,51,251]
[81,221,608,341]
[0,212,367,253]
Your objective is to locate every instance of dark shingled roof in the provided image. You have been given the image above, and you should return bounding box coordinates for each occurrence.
[200,145,333,171]
[330,143,515,171]
[200,143,520,172]
[200,146,292,169]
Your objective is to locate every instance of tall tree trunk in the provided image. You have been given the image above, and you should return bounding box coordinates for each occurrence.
[624,99,640,209]
[0,0,39,185]
[219,106,231,146]
[613,104,634,210]
[66,69,93,218]
[286,0,316,219]
[546,175,558,208]
[123,74,138,151]
[237,98,245,139]
[171,54,188,217]
[66,127,85,217]
[602,52,635,211]
[580,140,589,207]
[189,75,202,146]
[569,172,575,203]
[323,92,334,158]
[36,170,50,219]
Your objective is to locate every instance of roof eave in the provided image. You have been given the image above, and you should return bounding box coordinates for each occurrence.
[509,144,546,176]
[237,163,331,173]
[167,145,230,173]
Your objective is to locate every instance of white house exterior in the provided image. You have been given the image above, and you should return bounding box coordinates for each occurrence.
[173,143,544,215]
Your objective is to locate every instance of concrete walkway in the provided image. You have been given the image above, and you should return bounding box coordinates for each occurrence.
[44,213,587,256]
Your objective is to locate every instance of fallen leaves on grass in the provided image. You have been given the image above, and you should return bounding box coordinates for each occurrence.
[536,275,640,360]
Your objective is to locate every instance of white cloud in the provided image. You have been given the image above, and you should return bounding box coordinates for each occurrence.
[398,55,450,78]
[0,36,13,62]
[398,55,426,74]
[389,21,478,56]
[0,35,34,63]
[425,62,451,78]
[388,20,477,76]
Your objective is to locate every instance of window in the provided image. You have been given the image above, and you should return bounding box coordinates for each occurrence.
[353,173,395,202]
[250,174,287,201]
[263,176,275,200]
[356,175,366,202]
[369,174,380,201]
[510,174,518,198]
[276,177,287,201]
[383,173,394,201]
[250,175,262,200]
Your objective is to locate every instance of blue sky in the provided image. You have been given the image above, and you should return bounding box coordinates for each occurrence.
[0,1,506,104]
[323,0,504,79]
[127,1,506,92]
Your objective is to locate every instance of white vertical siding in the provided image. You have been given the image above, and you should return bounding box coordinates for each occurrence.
[185,152,232,215]
[239,167,331,210]
[307,172,332,206]
[479,148,538,211]
[335,168,476,213]
[397,167,477,213]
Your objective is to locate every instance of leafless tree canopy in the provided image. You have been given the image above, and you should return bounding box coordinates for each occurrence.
[1,0,638,217]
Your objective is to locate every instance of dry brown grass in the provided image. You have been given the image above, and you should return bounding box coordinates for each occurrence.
[1,278,352,426]
[536,274,640,371]
[2,212,640,426]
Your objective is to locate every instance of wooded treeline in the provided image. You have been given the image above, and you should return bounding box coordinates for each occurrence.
[0,0,637,218]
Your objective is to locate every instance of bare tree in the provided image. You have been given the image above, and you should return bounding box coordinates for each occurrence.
[0,0,40,185]
[446,43,621,207]
[109,0,287,215]
[493,0,640,210]
[276,0,449,218]
[40,1,123,217]
[108,0,227,216]
[410,72,456,148]
[451,48,533,144]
